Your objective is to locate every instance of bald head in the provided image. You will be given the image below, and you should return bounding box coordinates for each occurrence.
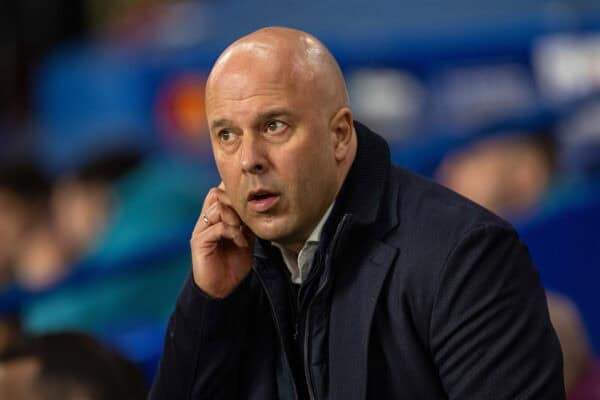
[206,27,349,113]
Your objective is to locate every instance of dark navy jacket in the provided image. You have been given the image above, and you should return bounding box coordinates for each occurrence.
[150,122,565,399]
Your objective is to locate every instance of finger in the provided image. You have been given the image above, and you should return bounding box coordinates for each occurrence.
[198,222,249,248]
[203,187,222,210]
[205,201,243,227]
[214,190,234,208]
[192,187,223,233]
[192,215,209,236]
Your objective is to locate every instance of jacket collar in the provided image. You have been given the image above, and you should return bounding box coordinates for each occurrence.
[322,121,398,244]
[333,121,391,225]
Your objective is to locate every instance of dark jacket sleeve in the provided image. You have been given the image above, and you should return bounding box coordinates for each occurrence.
[149,272,254,400]
[429,224,565,399]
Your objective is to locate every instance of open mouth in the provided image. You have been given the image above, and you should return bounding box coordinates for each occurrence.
[247,190,280,212]
[248,191,275,201]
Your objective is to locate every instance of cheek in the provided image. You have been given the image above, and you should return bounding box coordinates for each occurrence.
[215,154,237,183]
[214,156,226,181]
[284,151,335,203]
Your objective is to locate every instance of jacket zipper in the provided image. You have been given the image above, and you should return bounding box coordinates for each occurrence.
[255,264,299,400]
[303,214,351,400]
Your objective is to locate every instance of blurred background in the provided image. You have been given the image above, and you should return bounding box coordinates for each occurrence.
[1,0,600,398]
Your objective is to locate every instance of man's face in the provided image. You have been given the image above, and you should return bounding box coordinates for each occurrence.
[206,54,341,249]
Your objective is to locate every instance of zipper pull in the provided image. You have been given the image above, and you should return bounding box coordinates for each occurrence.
[293,321,299,342]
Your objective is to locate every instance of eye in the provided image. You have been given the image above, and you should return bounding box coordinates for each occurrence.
[219,130,231,141]
[264,120,287,135]
[217,130,239,146]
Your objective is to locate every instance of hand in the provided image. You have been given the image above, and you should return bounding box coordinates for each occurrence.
[190,183,254,298]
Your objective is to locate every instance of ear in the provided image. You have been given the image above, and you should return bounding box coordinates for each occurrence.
[329,107,354,162]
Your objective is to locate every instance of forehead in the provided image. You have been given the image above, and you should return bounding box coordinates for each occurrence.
[208,70,297,102]
[205,48,312,119]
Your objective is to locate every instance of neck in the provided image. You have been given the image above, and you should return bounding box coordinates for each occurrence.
[275,201,336,254]
[283,242,303,254]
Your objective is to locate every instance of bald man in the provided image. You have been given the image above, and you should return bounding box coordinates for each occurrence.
[150,28,565,399]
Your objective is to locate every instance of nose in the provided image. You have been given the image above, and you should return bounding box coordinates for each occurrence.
[240,135,268,175]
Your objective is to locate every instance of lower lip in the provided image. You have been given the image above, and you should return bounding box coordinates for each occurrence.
[248,195,280,213]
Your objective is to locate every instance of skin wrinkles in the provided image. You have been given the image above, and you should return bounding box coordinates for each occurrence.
[205,27,356,253]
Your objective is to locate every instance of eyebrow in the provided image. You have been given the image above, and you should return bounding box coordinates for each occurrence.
[210,109,295,131]
[256,108,294,123]
[210,118,235,131]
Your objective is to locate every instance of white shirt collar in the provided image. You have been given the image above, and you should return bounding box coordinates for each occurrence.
[272,203,334,284]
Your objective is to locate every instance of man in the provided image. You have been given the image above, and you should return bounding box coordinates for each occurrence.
[150,27,565,399]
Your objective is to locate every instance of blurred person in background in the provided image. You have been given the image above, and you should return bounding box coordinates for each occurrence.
[0,159,64,289]
[0,146,142,291]
[49,148,143,268]
[548,293,600,399]
[0,331,147,400]
[436,128,558,221]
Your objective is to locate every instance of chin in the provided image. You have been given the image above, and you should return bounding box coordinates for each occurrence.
[247,217,292,243]
[251,226,286,242]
